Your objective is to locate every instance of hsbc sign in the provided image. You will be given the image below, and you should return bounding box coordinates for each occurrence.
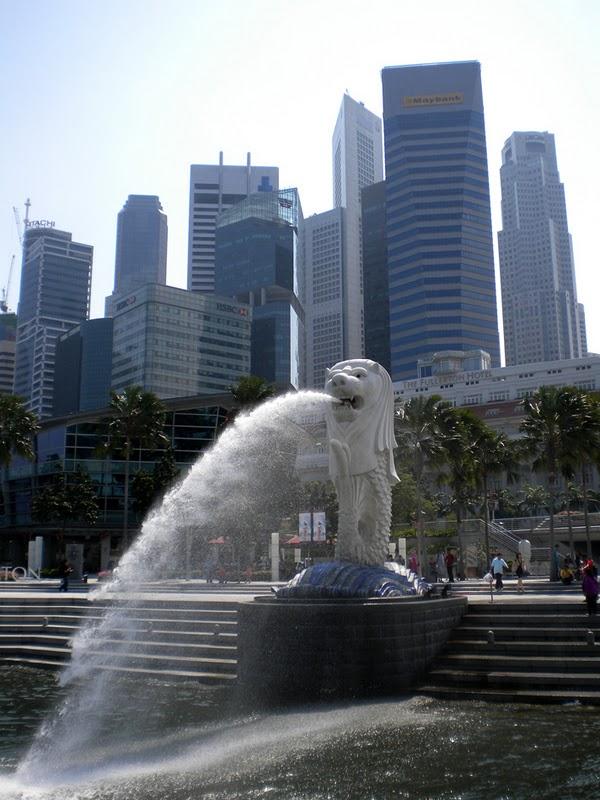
[216,303,249,317]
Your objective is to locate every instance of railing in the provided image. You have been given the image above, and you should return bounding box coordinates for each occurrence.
[461,519,549,565]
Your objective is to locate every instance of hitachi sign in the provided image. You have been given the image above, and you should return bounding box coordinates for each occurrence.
[24,219,55,229]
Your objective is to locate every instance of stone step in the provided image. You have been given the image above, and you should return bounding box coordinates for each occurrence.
[453,625,599,641]
[461,613,598,627]
[0,604,239,620]
[0,622,237,644]
[446,640,600,657]
[437,652,600,672]
[0,644,237,674]
[465,602,590,616]
[0,633,237,659]
[0,655,234,683]
[427,668,600,689]
[0,613,238,631]
[417,684,600,705]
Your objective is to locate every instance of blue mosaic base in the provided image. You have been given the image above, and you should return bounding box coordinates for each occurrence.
[274,560,432,599]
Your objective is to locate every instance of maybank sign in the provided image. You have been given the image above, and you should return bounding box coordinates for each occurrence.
[403,93,464,107]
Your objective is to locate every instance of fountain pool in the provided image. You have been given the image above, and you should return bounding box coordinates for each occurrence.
[1,666,599,800]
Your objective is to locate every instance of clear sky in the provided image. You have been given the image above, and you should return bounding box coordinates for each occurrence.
[1,0,599,360]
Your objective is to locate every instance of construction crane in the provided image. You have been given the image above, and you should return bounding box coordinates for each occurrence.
[1,254,15,313]
[13,205,24,246]
[5,199,29,314]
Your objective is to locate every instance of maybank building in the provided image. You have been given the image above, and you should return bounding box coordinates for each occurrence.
[381,61,500,380]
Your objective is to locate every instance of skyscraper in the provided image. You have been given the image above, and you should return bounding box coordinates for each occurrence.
[0,313,17,395]
[332,94,384,357]
[14,226,92,418]
[215,189,304,388]
[187,153,279,294]
[303,208,346,388]
[381,61,500,380]
[110,284,251,398]
[361,181,390,373]
[498,131,586,365]
[53,318,114,415]
[113,195,167,296]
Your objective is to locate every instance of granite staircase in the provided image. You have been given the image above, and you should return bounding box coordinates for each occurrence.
[418,599,600,704]
[0,595,241,683]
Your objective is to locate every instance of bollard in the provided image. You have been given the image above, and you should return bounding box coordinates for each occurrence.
[487,630,495,644]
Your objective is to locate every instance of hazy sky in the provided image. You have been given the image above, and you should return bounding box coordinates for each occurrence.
[1,0,599,360]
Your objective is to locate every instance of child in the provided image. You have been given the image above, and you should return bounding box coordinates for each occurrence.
[582,560,599,616]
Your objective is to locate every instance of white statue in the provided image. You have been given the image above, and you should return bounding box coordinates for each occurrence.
[324,359,399,566]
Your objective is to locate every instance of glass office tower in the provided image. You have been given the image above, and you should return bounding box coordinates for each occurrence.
[53,318,114,415]
[215,189,304,388]
[361,180,390,373]
[14,227,92,417]
[187,153,279,294]
[381,61,500,380]
[113,195,167,296]
[499,131,585,365]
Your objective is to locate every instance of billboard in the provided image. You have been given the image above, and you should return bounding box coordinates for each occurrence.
[298,512,312,542]
[298,512,327,542]
[313,511,326,541]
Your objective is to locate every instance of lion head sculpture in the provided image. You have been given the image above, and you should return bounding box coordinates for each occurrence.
[324,359,398,483]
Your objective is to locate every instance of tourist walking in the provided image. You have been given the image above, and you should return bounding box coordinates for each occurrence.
[582,560,599,616]
[514,551,525,593]
[58,559,72,593]
[490,552,509,591]
[444,549,456,583]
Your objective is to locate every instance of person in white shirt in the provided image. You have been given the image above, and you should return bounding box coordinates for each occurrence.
[490,553,509,591]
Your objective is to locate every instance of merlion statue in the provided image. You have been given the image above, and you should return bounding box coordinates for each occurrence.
[324,359,399,566]
[275,359,432,598]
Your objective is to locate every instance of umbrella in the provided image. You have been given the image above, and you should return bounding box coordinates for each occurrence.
[285,535,303,545]
[208,536,226,545]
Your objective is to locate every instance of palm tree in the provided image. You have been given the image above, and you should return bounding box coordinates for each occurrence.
[562,391,600,557]
[560,482,583,559]
[469,421,522,567]
[434,406,480,579]
[520,386,586,580]
[0,395,39,524]
[520,484,550,518]
[103,387,169,548]
[395,396,454,574]
[230,375,275,410]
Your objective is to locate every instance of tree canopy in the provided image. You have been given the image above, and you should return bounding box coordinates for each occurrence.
[0,394,39,467]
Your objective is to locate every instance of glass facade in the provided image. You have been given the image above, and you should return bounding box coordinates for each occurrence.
[499,132,585,365]
[361,181,390,372]
[0,399,230,549]
[303,208,345,389]
[0,312,16,394]
[53,319,114,415]
[215,189,304,388]
[113,195,168,295]
[381,62,500,381]
[111,284,251,398]
[14,228,92,417]
[187,160,279,294]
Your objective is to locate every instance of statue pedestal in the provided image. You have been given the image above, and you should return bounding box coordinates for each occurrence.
[237,595,466,703]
